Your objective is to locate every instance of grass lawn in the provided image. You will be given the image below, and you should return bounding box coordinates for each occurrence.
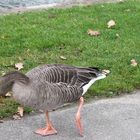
[0,0,140,118]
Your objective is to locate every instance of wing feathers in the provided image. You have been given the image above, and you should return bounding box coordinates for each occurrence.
[27,64,102,88]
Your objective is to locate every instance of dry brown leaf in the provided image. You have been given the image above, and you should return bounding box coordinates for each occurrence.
[131,59,138,67]
[107,20,116,28]
[13,114,21,120]
[60,56,67,60]
[5,92,12,97]
[13,106,24,120]
[15,62,24,70]
[87,29,100,36]
[17,106,24,117]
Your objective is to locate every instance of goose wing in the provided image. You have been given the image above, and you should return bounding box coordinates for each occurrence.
[26,64,102,87]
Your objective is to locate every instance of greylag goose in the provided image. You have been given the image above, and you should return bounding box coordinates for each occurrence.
[0,64,107,136]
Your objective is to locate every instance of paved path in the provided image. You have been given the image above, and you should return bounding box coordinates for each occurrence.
[1,90,140,140]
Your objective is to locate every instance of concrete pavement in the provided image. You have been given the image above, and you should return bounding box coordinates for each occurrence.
[0,90,140,140]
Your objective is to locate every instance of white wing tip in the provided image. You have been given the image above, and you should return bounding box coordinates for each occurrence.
[82,74,106,95]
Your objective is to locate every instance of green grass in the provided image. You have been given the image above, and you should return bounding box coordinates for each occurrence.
[0,0,140,118]
[0,97,32,118]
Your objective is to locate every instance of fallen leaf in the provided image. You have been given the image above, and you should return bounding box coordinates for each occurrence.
[102,69,110,75]
[131,59,138,67]
[15,62,24,70]
[107,20,116,28]
[60,56,67,60]
[5,92,12,97]
[87,29,100,36]
[13,114,21,120]
[13,106,24,120]
[17,106,24,117]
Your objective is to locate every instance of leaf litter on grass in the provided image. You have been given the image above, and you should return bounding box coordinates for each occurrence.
[107,20,116,28]
[131,59,138,67]
[15,62,24,71]
[13,106,24,120]
[87,29,100,36]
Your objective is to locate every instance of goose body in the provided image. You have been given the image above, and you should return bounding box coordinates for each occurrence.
[12,64,105,110]
[0,64,107,136]
[13,78,83,111]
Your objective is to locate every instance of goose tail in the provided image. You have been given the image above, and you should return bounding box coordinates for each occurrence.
[81,67,109,95]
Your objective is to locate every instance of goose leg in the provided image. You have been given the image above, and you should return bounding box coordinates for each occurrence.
[75,96,84,136]
[35,112,57,136]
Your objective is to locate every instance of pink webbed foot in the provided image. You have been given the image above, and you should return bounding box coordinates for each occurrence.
[35,112,57,136]
[35,126,57,136]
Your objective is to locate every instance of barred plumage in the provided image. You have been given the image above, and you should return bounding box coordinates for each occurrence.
[0,64,106,111]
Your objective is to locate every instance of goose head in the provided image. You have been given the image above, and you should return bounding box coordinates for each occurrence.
[0,77,12,96]
[0,71,29,96]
